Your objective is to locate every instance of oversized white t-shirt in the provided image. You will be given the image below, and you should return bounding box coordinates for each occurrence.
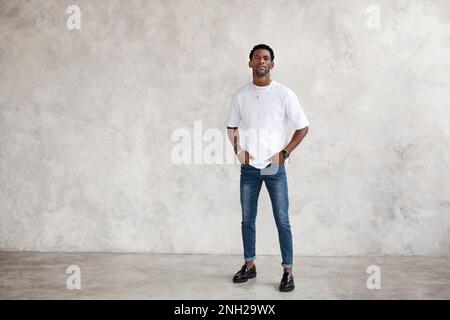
[226,80,310,169]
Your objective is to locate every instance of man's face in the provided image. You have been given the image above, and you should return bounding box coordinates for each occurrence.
[249,49,274,77]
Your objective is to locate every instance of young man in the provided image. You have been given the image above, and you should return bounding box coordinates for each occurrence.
[226,44,309,292]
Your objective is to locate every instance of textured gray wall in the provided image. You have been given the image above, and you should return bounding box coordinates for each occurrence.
[1,0,449,256]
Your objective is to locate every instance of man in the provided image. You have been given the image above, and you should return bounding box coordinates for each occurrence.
[226,44,309,292]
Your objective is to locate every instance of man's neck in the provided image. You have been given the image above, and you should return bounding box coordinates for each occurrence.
[252,76,272,87]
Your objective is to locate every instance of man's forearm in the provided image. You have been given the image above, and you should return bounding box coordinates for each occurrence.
[284,127,309,154]
[227,127,250,164]
[227,127,240,154]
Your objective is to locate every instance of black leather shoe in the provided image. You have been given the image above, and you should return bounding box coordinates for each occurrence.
[279,272,295,292]
[233,264,257,283]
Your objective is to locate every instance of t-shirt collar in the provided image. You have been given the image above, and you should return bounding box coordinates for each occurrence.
[252,80,274,91]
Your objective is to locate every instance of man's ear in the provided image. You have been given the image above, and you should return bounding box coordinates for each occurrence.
[270,61,274,69]
[248,61,252,68]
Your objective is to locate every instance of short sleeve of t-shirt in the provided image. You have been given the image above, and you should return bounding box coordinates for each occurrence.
[226,93,241,127]
[285,89,310,130]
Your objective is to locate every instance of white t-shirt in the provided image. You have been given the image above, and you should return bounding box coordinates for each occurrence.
[226,80,310,169]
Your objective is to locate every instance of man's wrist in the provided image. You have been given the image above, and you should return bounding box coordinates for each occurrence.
[281,148,290,159]
[234,144,242,155]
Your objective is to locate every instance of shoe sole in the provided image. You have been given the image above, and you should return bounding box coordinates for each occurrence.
[233,273,257,283]
[279,285,295,292]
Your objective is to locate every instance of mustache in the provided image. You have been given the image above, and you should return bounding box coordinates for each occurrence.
[255,67,269,72]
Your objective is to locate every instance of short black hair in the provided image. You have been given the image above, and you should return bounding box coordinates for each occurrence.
[249,44,274,61]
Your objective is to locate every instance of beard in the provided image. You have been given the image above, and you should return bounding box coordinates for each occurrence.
[254,67,269,77]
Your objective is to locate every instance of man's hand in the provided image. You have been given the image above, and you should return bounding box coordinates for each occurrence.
[235,145,254,165]
[241,150,255,165]
[265,151,286,166]
[228,128,255,165]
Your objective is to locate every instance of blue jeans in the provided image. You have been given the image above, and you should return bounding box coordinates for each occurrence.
[240,163,293,268]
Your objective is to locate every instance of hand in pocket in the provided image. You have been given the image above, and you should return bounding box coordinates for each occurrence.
[238,150,254,165]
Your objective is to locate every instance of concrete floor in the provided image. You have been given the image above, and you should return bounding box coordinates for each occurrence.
[0,252,448,299]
